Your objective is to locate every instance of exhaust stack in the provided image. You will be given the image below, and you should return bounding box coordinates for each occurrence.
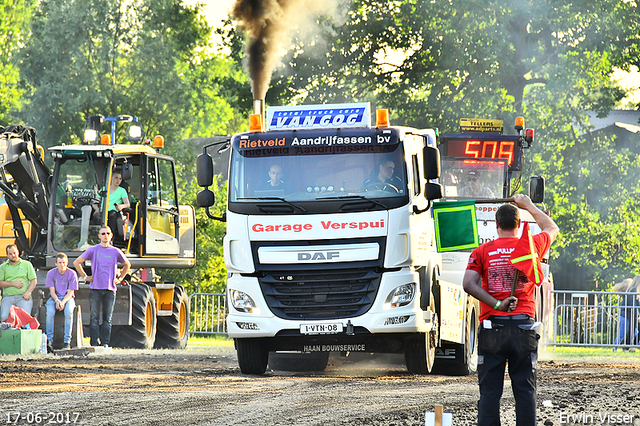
[249,99,265,132]
[254,99,265,127]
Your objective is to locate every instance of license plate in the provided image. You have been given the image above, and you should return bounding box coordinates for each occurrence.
[300,323,343,335]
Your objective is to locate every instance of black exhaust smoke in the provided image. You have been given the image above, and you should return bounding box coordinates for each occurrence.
[232,0,303,101]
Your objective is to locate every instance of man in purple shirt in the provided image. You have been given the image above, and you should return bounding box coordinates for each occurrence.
[45,253,78,350]
[74,226,131,347]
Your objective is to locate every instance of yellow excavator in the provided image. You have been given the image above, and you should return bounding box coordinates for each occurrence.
[0,116,195,349]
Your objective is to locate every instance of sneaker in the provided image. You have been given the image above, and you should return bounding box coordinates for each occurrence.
[62,342,71,350]
[47,343,54,354]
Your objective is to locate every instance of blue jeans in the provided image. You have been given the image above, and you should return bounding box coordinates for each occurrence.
[614,316,639,349]
[45,297,75,344]
[89,289,116,346]
[0,294,33,322]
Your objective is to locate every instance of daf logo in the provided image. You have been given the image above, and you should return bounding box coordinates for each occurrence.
[298,251,340,261]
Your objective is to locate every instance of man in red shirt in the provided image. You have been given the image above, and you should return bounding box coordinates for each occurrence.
[463,194,559,426]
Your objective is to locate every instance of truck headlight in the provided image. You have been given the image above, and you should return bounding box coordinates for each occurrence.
[385,283,415,308]
[229,289,257,313]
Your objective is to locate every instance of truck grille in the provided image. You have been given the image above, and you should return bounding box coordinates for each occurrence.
[259,269,381,320]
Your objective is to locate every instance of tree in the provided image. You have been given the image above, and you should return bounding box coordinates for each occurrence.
[0,0,33,123]
[17,0,212,147]
[533,126,640,289]
[222,0,640,289]
[259,0,633,123]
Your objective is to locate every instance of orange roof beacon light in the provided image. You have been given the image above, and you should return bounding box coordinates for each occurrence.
[153,135,165,149]
[376,109,390,128]
[100,134,111,145]
[249,113,264,132]
[514,116,525,132]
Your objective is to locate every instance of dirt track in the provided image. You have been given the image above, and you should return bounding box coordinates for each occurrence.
[1,345,639,426]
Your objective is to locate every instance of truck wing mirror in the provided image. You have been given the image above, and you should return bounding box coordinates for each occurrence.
[529,176,545,203]
[197,152,214,187]
[197,188,215,208]
[121,163,133,181]
[425,182,443,201]
[423,146,441,180]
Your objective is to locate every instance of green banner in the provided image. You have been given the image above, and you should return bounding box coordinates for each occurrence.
[432,200,479,252]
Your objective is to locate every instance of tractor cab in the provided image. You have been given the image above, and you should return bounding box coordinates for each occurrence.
[46,115,195,271]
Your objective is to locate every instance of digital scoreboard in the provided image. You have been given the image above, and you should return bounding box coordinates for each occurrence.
[440,134,523,171]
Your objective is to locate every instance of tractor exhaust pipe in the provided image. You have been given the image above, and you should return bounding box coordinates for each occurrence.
[253,99,265,129]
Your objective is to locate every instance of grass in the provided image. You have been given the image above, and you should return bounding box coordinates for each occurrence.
[187,333,233,348]
[540,344,640,362]
[79,333,233,349]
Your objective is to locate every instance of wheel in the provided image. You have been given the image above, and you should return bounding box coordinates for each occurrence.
[463,301,479,374]
[268,351,330,372]
[236,338,269,375]
[432,298,479,376]
[154,285,190,349]
[111,282,157,349]
[404,317,437,374]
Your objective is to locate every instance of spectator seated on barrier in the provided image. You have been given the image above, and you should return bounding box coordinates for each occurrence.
[45,253,78,351]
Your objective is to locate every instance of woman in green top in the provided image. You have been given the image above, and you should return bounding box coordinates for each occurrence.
[108,172,130,212]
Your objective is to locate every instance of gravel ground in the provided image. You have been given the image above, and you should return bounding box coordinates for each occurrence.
[1,344,639,426]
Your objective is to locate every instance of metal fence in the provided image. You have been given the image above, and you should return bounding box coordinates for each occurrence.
[186,289,640,347]
[189,292,228,335]
[547,290,639,349]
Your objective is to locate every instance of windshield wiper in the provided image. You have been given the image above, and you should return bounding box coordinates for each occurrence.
[315,195,388,210]
[238,197,307,213]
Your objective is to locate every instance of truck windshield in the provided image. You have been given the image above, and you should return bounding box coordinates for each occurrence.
[440,158,508,199]
[51,154,110,251]
[228,129,408,213]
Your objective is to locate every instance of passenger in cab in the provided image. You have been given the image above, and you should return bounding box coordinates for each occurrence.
[459,171,495,198]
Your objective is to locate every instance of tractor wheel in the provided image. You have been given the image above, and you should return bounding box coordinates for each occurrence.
[111,282,157,349]
[236,338,269,375]
[155,285,190,349]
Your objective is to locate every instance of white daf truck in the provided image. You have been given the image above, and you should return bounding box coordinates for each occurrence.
[196,103,498,375]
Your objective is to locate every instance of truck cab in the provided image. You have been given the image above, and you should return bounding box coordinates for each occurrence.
[48,144,194,267]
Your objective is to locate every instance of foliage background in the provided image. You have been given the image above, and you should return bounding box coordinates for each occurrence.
[3,0,640,292]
